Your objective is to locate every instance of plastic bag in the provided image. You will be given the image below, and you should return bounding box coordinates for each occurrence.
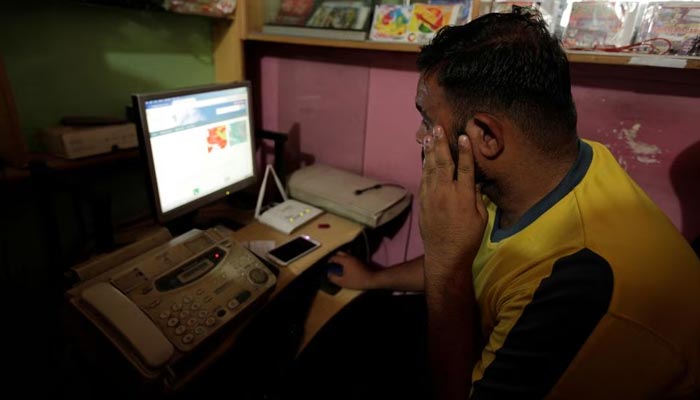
[637,2,700,55]
[163,0,237,18]
[561,1,640,49]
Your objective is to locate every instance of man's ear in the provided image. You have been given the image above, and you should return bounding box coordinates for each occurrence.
[466,112,504,159]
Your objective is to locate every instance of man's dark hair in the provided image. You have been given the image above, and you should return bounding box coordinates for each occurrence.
[417,9,577,154]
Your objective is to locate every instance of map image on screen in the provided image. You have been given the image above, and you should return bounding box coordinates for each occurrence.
[207,125,229,152]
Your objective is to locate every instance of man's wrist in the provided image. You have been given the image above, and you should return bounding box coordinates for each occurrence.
[370,267,394,290]
[423,253,475,281]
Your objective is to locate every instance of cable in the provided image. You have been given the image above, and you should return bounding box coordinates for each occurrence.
[353,182,411,263]
[354,183,406,195]
[361,229,371,264]
[567,38,674,55]
[403,205,414,263]
[0,160,9,285]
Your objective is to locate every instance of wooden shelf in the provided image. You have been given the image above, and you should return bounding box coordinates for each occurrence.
[2,149,143,183]
[29,148,141,171]
[0,166,30,183]
[245,32,700,69]
[566,51,700,69]
[245,32,420,53]
[237,0,700,70]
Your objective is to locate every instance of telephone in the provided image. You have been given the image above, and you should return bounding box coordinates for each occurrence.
[67,225,277,378]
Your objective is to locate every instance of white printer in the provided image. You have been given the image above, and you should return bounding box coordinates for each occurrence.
[288,164,412,229]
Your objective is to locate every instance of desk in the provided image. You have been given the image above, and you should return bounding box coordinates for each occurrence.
[63,211,366,396]
[231,212,365,353]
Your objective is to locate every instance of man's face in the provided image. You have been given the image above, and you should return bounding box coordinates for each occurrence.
[415,74,460,164]
[415,73,491,185]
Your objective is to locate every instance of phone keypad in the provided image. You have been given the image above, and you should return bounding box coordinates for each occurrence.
[182,334,194,344]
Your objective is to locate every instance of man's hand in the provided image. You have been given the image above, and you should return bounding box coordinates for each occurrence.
[419,126,487,278]
[326,252,379,290]
[420,125,487,400]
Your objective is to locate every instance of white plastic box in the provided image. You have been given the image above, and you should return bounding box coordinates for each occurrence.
[41,123,138,159]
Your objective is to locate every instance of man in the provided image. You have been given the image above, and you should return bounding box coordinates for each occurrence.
[292,10,700,400]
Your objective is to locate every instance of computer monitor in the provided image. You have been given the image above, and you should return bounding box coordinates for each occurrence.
[132,81,257,223]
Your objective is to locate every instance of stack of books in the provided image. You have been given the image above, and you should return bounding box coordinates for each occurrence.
[263,0,372,41]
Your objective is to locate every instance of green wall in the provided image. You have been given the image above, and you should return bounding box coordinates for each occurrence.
[0,1,216,150]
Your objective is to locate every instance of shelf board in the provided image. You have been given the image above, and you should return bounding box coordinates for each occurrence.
[29,149,141,172]
[0,166,30,183]
[245,32,700,69]
[566,51,700,69]
[245,32,420,53]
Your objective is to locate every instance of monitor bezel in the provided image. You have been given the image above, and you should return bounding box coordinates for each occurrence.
[132,81,257,224]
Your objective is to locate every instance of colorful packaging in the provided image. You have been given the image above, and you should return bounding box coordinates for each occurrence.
[429,0,474,25]
[305,1,371,30]
[369,5,413,42]
[163,0,236,17]
[408,4,462,44]
[562,1,640,49]
[273,0,317,26]
[638,2,700,55]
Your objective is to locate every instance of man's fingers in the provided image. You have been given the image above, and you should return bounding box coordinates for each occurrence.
[431,126,455,182]
[422,126,454,183]
[456,134,476,189]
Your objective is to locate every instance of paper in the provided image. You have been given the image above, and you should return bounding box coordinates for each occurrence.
[242,240,277,258]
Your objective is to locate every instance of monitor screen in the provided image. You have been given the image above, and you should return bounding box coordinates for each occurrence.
[133,81,257,223]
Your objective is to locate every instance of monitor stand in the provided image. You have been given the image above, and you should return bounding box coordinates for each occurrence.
[164,211,198,238]
[166,197,255,237]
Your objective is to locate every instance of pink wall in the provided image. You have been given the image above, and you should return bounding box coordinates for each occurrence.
[363,67,424,265]
[248,43,700,265]
[573,93,700,243]
[570,64,700,244]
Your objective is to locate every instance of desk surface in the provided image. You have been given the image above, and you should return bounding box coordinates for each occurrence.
[232,212,365,352]
[233,212,363,277]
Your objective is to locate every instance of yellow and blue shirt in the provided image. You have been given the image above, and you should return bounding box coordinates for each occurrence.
[470,139,700,399]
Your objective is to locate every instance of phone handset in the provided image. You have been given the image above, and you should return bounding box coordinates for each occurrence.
[81,282,174,368]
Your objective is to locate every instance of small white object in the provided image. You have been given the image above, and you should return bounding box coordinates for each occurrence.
[40,123,138,159]
[254,164,323,234]
[242,240,277,259]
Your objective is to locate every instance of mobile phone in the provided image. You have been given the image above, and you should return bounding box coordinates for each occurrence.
[266,235,321,267]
